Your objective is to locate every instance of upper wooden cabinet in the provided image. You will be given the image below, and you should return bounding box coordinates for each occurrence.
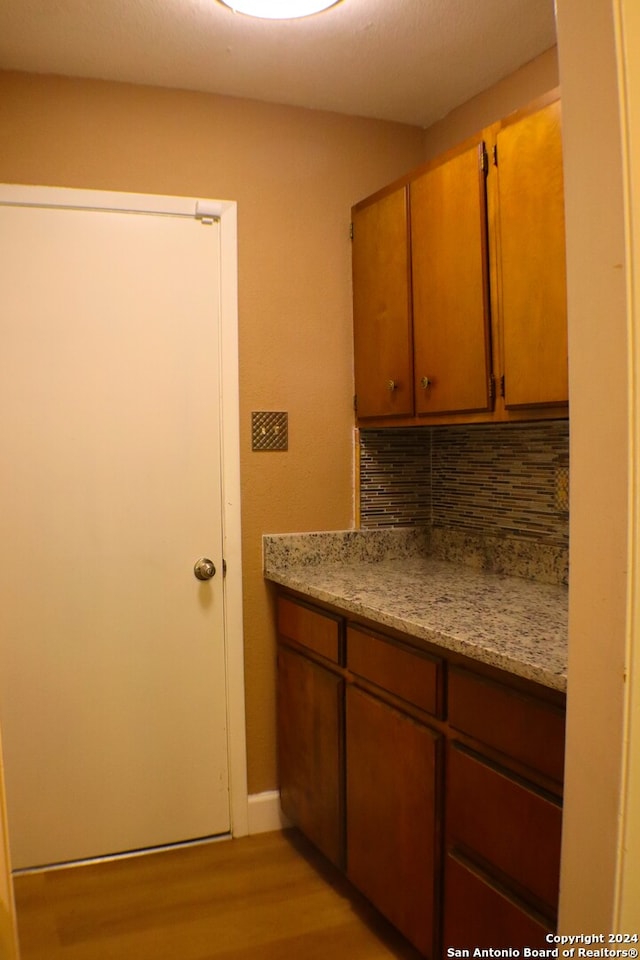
[496,99,568,409]
[352,186,413,418]
[351,90,568,426]
[411,138,492,416]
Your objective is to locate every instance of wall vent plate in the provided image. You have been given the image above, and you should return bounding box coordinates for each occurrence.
[252,411,288,451]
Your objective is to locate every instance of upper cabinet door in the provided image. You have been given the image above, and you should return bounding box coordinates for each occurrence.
[352,186,414,419]
[496,100,568,409]
[411,141,493,416]
[350,90,568,427]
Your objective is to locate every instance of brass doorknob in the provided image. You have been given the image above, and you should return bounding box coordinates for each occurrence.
[194,558,216,581]
[387,379,397,392]
[421,376,432,389]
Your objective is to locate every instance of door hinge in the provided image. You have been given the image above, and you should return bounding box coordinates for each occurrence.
[195,200,220,225]
[489,375,495,402]
[349,222,354,241]
[353,394,358,413]
[500,374,505,397]
[223,558,227,577]
[492,144,499,167]
[479,144,488,176]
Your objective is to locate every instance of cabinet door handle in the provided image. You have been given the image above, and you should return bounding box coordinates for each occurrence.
[421,376,432,389]
[387,379,397,392]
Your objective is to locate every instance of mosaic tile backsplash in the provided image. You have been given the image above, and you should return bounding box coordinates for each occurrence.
[359,420,569,548]
[359,429,432,527]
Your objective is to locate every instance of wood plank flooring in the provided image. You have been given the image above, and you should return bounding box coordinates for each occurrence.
[13,829,423,960]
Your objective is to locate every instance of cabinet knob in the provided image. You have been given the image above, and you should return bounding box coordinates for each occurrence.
[420,376,432,389]
[387,379,397,392]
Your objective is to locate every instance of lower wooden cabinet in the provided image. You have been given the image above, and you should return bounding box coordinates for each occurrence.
[346,685,440,957]
[447,665,565,786]
[277,644,343,868]
[443,853,552,949]
[275,592,565,959]
[445,743,562,942]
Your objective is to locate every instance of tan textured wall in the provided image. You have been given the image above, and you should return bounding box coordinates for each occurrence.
[555,0,630,928]
[422,46,559,160]
[617,0,640,923]
[0,70,425,794]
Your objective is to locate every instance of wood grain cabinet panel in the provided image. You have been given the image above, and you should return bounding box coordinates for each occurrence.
[277,645,343,868]
[446,744,562,914]
[411,140,492,416]
[495,99,568,409]
[448,666,565,784]
[443,853,552,951]
[347,625,442,717]
[277,595,341,663]
[346,685,441,958]
[352,186,414,419]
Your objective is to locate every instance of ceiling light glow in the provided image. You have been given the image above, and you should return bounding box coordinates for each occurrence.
[220,0,341,19]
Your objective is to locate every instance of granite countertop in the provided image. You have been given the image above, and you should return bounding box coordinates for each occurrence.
[263,528,568,692]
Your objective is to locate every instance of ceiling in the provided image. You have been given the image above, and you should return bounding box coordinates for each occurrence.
[0,0,557,128]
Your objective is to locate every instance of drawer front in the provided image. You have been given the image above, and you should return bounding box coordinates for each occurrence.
[277,596,341,663]
[448,666,565,783]
[447,744,562,913]
[444,853,553,950]
[347,625,442,716]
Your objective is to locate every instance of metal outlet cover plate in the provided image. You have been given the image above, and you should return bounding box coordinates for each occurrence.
[251,411,288,451]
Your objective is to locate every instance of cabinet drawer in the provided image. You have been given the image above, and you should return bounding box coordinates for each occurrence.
[447,744,562,913]
[448,666,565,784]
[277,596,341,663]
[347,626,442,716]
[444,853,552,950]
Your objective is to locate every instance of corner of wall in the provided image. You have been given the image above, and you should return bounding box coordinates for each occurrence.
[422,46,560,161]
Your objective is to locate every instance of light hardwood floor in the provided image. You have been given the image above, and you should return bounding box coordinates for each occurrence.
[13,830,423,960]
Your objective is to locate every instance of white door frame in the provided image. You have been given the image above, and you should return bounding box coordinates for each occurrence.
[0,183,249,840]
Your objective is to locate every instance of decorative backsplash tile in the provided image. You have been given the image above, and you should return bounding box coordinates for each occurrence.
[359,428,432,527]
[359,420,569,548]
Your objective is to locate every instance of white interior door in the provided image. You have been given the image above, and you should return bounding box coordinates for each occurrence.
[0,199,231,869]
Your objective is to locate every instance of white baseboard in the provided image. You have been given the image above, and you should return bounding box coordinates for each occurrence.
[247,791,291,835]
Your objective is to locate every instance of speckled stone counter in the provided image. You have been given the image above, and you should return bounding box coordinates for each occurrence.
[263,529,568,692]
